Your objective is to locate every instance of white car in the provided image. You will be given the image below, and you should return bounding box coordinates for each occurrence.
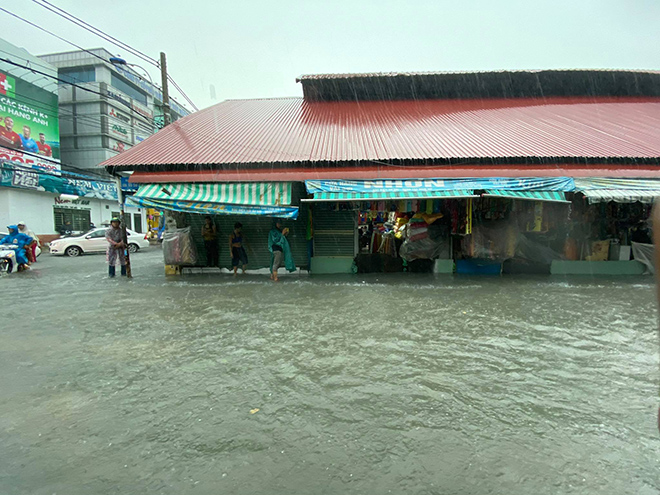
[49,228,150,257]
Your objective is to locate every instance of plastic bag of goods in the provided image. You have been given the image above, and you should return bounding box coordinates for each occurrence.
[162,227,198,265]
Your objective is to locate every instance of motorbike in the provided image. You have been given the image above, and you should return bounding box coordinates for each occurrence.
[0,245,19,273]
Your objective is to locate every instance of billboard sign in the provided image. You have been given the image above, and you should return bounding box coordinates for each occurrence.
[0,147,61,174]
[108,119,132,143]
[1,160,118,200]
[0,70,60,161]
[113,64,189,117]
[107,105,131,125]
[111,139,131,154]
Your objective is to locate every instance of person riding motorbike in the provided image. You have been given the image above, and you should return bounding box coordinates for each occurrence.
[17,221,39,263]
[0,225,33,271]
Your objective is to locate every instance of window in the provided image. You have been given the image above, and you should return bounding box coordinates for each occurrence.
[111,74,148,106]
[133,214,142,233]
[59,67,96,85]
[54,208,91,232]
[89,229,106,238]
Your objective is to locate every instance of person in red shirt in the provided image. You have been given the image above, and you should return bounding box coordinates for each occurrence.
[37,132,52,156]
[0,116,23,150]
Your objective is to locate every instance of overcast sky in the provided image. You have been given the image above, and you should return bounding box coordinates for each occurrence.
[2,0,659,111]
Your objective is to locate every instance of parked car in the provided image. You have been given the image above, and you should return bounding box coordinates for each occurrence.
[49,228,149,257]
[0,232,42,257]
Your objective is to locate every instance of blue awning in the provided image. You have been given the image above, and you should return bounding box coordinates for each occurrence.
[305,177,575,194]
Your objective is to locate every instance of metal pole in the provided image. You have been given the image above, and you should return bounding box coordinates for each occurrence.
[159,52,171,127]
[115,176,132,278]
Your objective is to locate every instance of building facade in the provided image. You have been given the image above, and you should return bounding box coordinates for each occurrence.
[0,42,171,238]
[39,48,189,171]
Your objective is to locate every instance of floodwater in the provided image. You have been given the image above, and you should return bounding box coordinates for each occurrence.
[1,249,659,495]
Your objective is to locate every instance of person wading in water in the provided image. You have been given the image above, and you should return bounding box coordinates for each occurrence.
[201,216,219,267]
[106,217,126,277]
[268,220,295,281]
[229,222,248,275]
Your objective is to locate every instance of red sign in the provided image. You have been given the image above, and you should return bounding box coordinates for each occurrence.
[0,146,61,174]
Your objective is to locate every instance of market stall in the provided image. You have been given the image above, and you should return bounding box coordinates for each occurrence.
[128,182,308,272]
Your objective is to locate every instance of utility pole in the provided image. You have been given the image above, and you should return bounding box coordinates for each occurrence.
[159,52,171,127]
[115,176,132,278]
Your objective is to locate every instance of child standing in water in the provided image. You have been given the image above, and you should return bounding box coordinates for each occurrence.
[229,222,248,275]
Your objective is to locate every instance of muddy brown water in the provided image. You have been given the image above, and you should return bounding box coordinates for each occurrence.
[1,250,659,494]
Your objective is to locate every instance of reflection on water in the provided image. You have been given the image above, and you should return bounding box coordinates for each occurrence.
[1,251,659,494]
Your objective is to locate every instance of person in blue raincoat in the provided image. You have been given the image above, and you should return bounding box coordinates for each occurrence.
[0,225,33,270]
[268,220,295,281]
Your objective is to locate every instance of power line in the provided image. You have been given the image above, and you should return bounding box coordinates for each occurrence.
[1,57,137,113]
[3,5,195,114]
[167,75,198,111]
[30,0,158,68]
[36,0,157,66]
[0,47,59,74]
[28,0,197,112]
[0,7,111,66]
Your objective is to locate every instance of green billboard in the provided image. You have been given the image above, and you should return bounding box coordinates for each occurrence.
[0,70,60,161]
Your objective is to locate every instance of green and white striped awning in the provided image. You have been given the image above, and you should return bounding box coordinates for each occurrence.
[134,182,292,206]
[483,190,569,203]
[574,179,660,204]
[579,189,658,204]
[302,190,477,202]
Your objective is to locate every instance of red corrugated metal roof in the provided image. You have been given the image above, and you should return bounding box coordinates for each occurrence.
[102,96,660,170]
[297,68,660,81]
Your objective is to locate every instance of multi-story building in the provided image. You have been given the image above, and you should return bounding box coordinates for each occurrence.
[39,48,190,171]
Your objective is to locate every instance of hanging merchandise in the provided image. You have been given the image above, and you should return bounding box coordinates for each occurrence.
[527,201,543,232]
[465,198,473,235]
[163,227,198,265]
[399,213,448,262]
[451,200,459,233]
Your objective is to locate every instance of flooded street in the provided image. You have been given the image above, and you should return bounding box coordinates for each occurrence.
[1,248,659,494]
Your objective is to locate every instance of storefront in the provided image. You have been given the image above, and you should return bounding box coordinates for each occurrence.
[128,182,309,271]
[303,178,574,274]
[0,160,145,242]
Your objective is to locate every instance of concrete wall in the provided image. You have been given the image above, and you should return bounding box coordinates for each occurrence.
[550,260,646,275]
[0,187,145,237]
[0,188,57,234]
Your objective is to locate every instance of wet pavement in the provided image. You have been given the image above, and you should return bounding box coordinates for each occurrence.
[1,248,659,494]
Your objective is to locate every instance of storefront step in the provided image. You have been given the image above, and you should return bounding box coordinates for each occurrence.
[550,260,646,275]
[311,256,354,274]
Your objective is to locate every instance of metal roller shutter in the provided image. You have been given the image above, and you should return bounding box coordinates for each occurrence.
[312,207,357,257]
[184,208,309,270]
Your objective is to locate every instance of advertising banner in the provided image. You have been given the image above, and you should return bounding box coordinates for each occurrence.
[108,118,132,143]
[107,105,132,125]
[0,146,61,174]
[0,70,60,161]
[111,139,131,154]
[1,160,118,200]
